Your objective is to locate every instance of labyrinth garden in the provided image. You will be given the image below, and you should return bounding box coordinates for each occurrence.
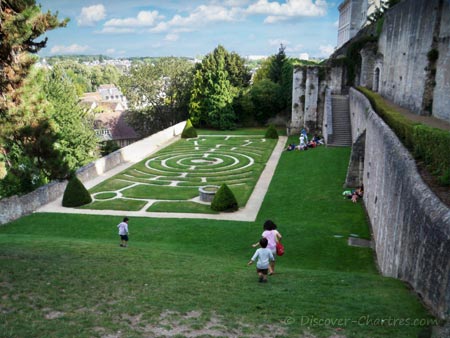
[83,134,277,213]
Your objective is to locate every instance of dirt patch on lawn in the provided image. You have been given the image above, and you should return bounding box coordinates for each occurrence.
[99,309,348,338]
[102,309,289,338]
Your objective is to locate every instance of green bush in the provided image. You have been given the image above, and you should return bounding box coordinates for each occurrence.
[357,87,450,186]
[413,125,450,185]
[62,176,92,207]
[211,183,238,212]
[265,124,279,139]
[181,119,198,139]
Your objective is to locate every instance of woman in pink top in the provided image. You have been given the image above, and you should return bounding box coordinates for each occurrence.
[252,219,282,275]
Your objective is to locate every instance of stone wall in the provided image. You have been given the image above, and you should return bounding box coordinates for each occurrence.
[290,67,306,134]
[349,88,450,319]
[376,0,449,121]
[290,66,323,134]
[0,121,186,225]
[322,88,333,144]
[433,0,450,122]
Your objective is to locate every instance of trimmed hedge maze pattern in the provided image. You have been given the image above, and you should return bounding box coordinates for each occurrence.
[86,135,277,213]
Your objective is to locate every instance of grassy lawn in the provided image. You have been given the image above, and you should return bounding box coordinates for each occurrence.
[0,135,436,338]
[85,132,278,214]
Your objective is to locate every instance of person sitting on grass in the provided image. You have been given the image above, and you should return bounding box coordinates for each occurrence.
[313,134,324,145]
[342,185,364,203]
[248,237,274,283]
[286,143,296,151]
[351,185,364,203]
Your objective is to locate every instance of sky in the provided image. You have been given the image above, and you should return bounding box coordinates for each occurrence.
[37,0,341,59]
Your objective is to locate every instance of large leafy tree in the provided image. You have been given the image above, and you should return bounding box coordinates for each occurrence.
[121,57,194,137]
[268,44,287,84]
[43,68,98,171]
[0,1,100,197]
[0,66,99,197]
[189,45,249,129]
[249,79,283,124]
[248,44,292,119]
[0,0,68,140]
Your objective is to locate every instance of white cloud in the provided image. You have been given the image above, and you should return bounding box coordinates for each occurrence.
[165,33,179,42]
[150,4,243,33]
[104,10,163,28]
[50,44,89,54]
[78,4,106,26]
[106,48,116,54]
[299,52,309,60]
[247,0,327,23]
[319,44,335,57]
[223,0,251,6]
[98,27,135,34]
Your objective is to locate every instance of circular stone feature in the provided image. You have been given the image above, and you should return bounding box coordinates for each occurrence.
[199,185,220,202]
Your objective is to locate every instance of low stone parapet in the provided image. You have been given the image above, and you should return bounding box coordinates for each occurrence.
[0,121,186,225]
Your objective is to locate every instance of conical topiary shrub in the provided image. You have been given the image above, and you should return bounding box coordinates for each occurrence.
[211,183,238,212]
[181,119,198,139]
[265,124,279,139]
[62,176,92,207]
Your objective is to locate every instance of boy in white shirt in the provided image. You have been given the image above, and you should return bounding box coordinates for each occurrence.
[117,217,129,247]
[248,237,274,283]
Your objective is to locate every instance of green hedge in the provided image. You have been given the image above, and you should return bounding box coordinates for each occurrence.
[264,124,279,139]
[211,183,238,212]
[62,176,92,207]
[181,119,198,139]
[357,87,450,185]
[413,125,450,186]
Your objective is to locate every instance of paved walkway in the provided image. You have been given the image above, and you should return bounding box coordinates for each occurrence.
[381,96,450,131]
[37,136,288,222]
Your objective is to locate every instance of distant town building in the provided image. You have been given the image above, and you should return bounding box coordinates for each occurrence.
[337,0,383,48]
[97,84,128,109]
[80,84,138,147]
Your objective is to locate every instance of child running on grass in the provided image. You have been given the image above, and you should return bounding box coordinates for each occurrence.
[117,217,129,247]
[248,237,274,283]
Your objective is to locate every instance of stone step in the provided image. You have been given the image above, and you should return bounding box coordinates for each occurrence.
[329,95,351,147]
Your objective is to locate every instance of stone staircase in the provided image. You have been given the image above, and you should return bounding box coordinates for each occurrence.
[328,95,352,146]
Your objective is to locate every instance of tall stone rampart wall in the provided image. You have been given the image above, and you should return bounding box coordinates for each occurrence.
[290,66,324,134]
[0,121,186,225]
[349,88,450,319]
[377,0,449,122]
[433,0,450,122]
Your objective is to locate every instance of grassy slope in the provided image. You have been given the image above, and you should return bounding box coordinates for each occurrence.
[0,137,434,338]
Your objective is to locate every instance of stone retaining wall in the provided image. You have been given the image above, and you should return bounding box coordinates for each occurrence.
[349,88,450,319]
[0,121,186,225]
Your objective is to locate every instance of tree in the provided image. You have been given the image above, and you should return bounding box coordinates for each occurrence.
[249,79,283,124]
[43,67,98,171]
[268,44,287,84]
[252,57,272,84]
[189,45,249,129]
[0,1,68,142]
[121,57,194,137]
[0,1,68,195]
[0,66,99,197]
[247,46,291,117]
[224,51,251,88]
